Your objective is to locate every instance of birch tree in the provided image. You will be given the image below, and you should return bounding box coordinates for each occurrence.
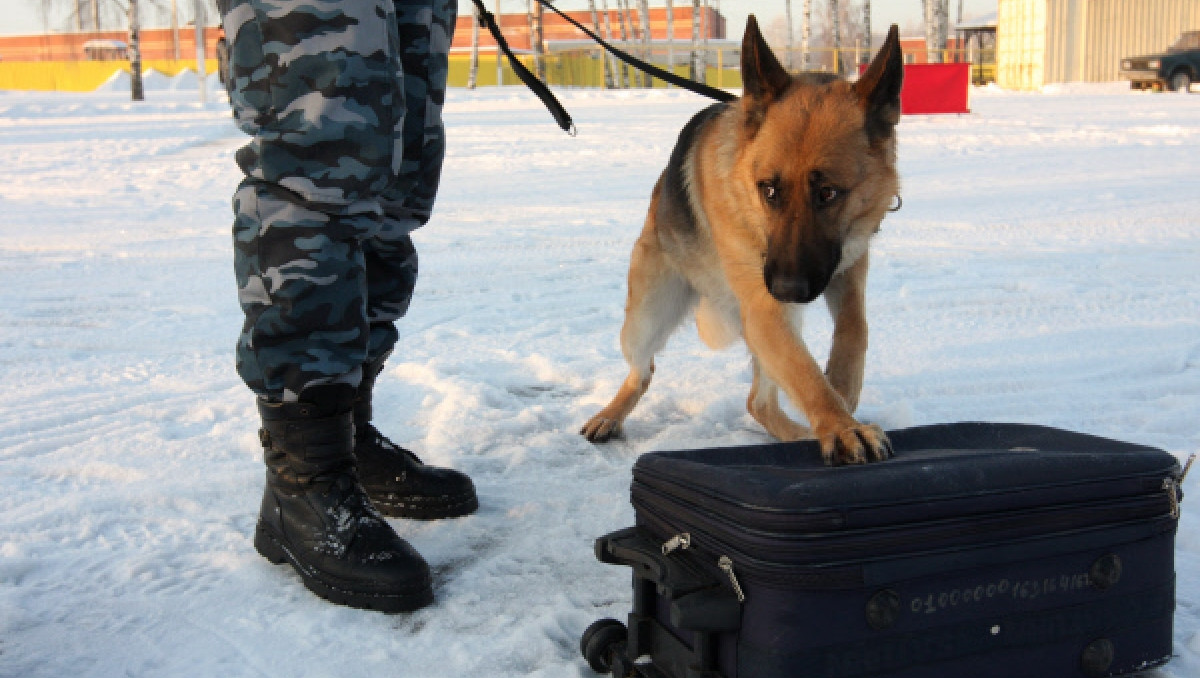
[689,0,703,83]
[784,0,794,70]
[618,0,638,86]
[861,0,870,62]
[830,0,840,74]
[587,0,614,88]
[801,0,811,70]
[922,0,949,63]
[637,0,652,87]
[468,5,480,89]
[128,0,143,100]
[524,1,542,81]
[665,0,675,80]
[599,0,624,88]
[532,0,545,80]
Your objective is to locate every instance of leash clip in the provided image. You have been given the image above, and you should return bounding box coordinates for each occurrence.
[888,195,903,212]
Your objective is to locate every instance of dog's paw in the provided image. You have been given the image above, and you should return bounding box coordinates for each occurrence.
[816,421,892,466]
[580,415,622,443]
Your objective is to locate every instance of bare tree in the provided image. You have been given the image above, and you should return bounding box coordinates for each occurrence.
[784,0,794,70]
[467,4,479,89]
[796,0,866,73]
[618,0,639,86]
[801,0,812,70]
[532,0,545,80]
[861,0,870,60]
[830,0,840,74]
[128,0,143,100]
[689,0,703,83]
[170,0,180,59]
[524,1,543,80]
[665,0,675,80]
[637,0,652,87]
[598,0,624,88]
[587,0,614,88]
[31,0,199,34]
[922,0,949,62]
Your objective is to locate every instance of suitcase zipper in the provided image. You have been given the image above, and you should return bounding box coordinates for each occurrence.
[661,532,691,555]
[636,480,1177,591]
[634,481,1173,566]
[717,555,746,602]
[1165,478,1181,519]
[1167,453,1196,519]
[643,502,865,589]
[636,464,1179,532]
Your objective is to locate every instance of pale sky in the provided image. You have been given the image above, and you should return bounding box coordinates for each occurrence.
[3,0,997,39]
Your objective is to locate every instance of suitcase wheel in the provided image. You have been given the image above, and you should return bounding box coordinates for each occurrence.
[581,618,629,675]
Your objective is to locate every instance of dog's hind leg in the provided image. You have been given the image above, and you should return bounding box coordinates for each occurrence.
[581,231,694,443]
[747,357,813,441]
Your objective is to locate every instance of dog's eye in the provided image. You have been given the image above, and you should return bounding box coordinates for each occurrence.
[816,185,840,206]
[758,180,780,206]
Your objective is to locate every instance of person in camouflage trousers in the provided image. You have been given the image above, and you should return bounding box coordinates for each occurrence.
[219,0,478,612]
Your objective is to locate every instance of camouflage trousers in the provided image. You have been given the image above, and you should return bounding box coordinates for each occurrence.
[221,0,457,401]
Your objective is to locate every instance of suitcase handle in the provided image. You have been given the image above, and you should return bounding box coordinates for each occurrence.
[596,527,713,591]
[596,527,742,633]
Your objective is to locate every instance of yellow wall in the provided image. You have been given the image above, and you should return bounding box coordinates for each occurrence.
[444,52,741,90]
[0,53,740,92]
[0,59,220,92]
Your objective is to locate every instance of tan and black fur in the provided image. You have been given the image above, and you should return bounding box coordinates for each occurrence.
[580,17,903,465]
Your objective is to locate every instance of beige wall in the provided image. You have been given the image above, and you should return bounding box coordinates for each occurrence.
[997,0,1046,89]
[997,0,1200,89]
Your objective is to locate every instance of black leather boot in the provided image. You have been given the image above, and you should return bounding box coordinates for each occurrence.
[253,397,434,612]
[353,357,479,520]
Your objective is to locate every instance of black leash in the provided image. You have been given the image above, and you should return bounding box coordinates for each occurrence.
[469,0,737,134]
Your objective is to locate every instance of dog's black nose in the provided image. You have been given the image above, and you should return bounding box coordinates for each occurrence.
[766,274,815,304]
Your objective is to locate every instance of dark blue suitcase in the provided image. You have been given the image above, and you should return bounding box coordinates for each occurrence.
[582,423,1185,678]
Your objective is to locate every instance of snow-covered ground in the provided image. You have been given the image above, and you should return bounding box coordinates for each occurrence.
[0,79,1197,677]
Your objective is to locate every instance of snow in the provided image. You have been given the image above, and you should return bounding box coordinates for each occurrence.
[1,79,1198,677]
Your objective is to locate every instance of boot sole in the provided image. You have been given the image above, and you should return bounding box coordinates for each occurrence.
[253,521,434,613]
[371,492,480,520]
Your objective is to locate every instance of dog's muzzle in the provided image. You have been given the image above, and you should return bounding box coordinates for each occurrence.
[763,242,841,304]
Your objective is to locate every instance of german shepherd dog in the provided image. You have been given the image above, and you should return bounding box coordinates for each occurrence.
[581,17,903,465]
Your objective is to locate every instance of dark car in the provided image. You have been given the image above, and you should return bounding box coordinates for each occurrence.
[1120,31,1199,92]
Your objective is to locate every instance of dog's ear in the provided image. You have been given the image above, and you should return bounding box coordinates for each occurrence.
[853,24,904,141]
[741,15,791,122]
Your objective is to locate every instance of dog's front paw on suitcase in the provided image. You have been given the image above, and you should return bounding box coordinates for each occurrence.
[817,421,892,465]
[581,415,622,443]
